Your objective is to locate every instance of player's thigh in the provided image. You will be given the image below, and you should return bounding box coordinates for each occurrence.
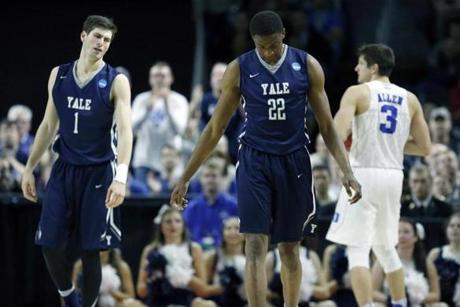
[236,146,272,235]
[80,161,119,250]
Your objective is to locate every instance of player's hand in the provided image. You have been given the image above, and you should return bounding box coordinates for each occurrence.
[105,181,126,208]
[170,179,189,210]
[21,170,37,203]
[341,172,362,204]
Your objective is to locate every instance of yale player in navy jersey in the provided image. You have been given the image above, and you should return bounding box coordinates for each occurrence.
[171,10,361,307]
[21,16,132,307]
[326,44,431,307]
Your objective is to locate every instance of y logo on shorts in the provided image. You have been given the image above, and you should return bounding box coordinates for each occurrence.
[310,223,317,234]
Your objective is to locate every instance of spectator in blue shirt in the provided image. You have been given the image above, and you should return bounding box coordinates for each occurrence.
[183,161,238,251]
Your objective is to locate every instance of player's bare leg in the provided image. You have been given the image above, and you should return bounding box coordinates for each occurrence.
[386,268,406,302]
[350,267,373,306]
[244,234,269,307]
[278,241,301,307]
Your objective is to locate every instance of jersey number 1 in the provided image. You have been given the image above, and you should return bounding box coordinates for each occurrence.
[379,105,398,134]
[73,112,79,134]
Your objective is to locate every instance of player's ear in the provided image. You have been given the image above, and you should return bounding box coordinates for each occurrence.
[281,28,286,39]
[80,31,87,42]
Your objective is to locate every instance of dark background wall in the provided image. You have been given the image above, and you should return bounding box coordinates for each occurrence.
[1,2,195,130]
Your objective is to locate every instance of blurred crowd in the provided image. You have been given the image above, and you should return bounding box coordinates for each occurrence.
[3,0,460,306]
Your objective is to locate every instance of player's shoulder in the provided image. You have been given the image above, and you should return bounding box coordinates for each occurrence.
[342,84,368,101]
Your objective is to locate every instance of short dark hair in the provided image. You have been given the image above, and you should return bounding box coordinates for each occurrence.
[82,15,117,40]
[358,44,395,77]
[249,10,283,37]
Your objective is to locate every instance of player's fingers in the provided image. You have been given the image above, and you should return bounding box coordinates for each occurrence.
[25,184,38,202]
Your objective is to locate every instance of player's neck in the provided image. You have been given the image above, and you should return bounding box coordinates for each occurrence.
[370,75,390,83]
[77,54,104,74]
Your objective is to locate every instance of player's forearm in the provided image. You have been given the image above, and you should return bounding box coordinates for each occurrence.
[25,122,56,171]
[180,122,223,182]
[116,127,133,166]
[320,122,353,176]
[404,140,431,156]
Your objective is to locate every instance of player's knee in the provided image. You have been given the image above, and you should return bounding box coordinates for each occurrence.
[244,234,268,261]
[278,242,300,269]
[347,245,371,269]
[372,245,402,273]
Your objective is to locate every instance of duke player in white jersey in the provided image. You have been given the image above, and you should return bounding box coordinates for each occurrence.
[171,10,361,307]
[326,44,431,307]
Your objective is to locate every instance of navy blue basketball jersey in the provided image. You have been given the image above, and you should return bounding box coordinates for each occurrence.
[52,61,119,165]
[239,46,310,155]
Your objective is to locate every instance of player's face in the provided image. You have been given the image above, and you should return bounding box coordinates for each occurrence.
[398,221,417,247]
[82,27,113,60]
[161,211,184,239]
[223,218,243,246]
[354,56,373,83]
[447,216,460,242]
[253,31,285,65]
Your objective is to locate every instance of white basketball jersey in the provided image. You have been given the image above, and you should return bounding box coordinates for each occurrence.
[349,81,410,169]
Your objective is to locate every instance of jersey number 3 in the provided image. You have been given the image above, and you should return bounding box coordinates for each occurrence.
[379,105,398,134]
[268,98,286,120]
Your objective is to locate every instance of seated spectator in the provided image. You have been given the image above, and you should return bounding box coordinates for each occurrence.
[146,144,183,195]
[401,164,452,219]
[73,249,145,307]
[372,219,446,307]
[429,107,460,155]
[183,161,238,251]
[266,242,336,307]
[136,207,222,306]
[204,217,247,307]
[313,164,337,218]
[7,104,34,164]
[323,244,357,307]
[131,62,189,183]
[432,175,454,203]
[0,120,24,192]
[191,62,243,164]
[428,212,460,306]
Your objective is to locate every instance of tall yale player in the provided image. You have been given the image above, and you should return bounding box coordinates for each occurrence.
[171,10,361,307]
[21,16,132,307]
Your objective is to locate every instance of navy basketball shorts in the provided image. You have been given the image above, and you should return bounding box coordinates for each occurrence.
[236,145,316,244]
[35,158,121,250]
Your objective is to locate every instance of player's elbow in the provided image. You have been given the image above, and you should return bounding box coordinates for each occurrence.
[419,141,432,156]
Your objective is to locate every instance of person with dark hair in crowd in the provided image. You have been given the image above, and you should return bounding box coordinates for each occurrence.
[372,219,446,306]
[428,212,460,307]
[21,15,133,307]
[73,249,145,307]
[326,43,431,307]
[136,207,223,307]
[0,120,24,192]
[171,10,361,307]
[203,217,247,307]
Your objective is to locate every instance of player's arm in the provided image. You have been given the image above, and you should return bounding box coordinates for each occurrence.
[21,67,60,202]
[106,74,133,209]
[170,59,241,208]
[334,85,364,142]
[404,91,431,156]
[307,55,361,203]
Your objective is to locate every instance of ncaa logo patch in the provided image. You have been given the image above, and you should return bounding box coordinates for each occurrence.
[291,62,301,71]
[98,79,108,88]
